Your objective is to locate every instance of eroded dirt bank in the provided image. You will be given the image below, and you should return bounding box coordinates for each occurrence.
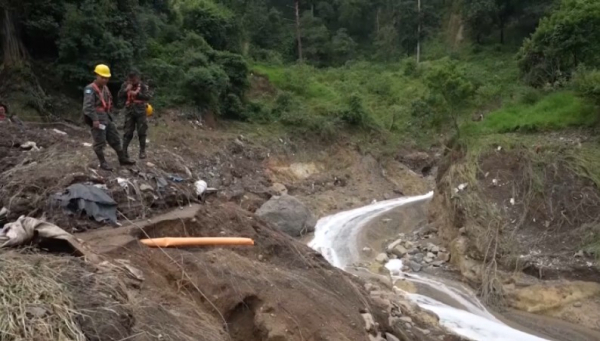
[0,120,444,341]
[428,133,600,334]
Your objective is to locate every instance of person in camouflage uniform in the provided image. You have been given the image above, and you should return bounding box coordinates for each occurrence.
[118,69,152,159]
[83,64,135,171]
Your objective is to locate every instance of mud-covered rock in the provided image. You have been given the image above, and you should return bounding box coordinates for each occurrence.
[256,194,317,237]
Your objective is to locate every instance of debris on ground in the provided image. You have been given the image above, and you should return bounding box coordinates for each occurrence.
[168,174,184,182]
[20,141,40,151]
[53,128,67,135]
[0,216,97,261]
[139,236,255,248]
[195,179,207,197]
[52,183,118,224]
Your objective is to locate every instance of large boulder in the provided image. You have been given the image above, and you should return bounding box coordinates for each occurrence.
[256,194,317,237]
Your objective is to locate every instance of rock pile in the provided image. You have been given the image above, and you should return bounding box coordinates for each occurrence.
[377,234,451,273]
[362,281,457,341]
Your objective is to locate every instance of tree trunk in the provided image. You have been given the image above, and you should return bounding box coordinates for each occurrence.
[294,0,303,63]
[417,0,421,64]
[1,8,27,67]
[376,7,381,33]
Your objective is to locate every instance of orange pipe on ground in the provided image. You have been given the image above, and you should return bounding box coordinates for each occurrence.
[140,237,255,248]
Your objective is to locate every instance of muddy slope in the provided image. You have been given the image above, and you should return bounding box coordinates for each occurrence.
[85,203,402,341]
[430,134,600,330]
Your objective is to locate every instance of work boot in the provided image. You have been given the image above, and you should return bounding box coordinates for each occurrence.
[117,151,136,166]
[139,150,147,159]
[96,152,113,171]
[122,137,132,160]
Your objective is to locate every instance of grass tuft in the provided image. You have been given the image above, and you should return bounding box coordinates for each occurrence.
[0,254,86,341]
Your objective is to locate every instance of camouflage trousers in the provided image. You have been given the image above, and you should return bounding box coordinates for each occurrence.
[91,121,123,155]
[122,109,148,154]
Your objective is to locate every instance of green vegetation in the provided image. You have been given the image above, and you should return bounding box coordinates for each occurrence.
[0,0,598,143]
[463,92,597,135]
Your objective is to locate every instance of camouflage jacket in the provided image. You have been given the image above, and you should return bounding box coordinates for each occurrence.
[117,81,152,115]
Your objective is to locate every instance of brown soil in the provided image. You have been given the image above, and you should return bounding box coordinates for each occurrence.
[0,117,437,341]
[83,203,393,341]
[432,142,600,282]
[430,137,600,334]
[477,149,600,281]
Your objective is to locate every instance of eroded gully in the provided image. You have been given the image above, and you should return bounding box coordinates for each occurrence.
[308,192,599,341]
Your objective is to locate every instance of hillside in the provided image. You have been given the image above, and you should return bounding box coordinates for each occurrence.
[3,0,600,340]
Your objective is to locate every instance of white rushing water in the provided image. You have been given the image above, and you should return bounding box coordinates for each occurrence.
[309,193,549,341]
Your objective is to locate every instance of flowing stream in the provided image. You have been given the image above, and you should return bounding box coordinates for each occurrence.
[308,192,550,341]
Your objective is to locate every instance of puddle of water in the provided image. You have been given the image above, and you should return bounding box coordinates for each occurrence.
[309,193,551,341]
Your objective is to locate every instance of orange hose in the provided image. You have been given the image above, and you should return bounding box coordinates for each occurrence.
[140,237,255,248]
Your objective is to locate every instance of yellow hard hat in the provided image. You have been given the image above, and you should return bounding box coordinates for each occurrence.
[94,64,111,78]
[146,104,154,117]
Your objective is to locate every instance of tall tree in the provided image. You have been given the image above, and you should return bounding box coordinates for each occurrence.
[295,0,303,62]
[1,1,28,66]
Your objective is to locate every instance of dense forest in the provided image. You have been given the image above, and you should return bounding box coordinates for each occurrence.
[1,0,600,138]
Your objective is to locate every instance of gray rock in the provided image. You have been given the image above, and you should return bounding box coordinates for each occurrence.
[408,248,419,255]
[399,316,413,323]
[426,252,435,259]
[407,261,422,272]
[362,313,376,332]
[431,261,444,267]
[420,329,431,335]
[392,245,408,258]
[363,247,373,255]
[256,194,317,237]
[412,253,424,262]
[574,250,585,258]
[573,302,582,308]
[386,333,401,341]
[269,183,288,196]
[376,253,390,264]
[436,252,450,263]
[424,257,433,263]
[431,245,440,253]
[387,238,403,252]
[140,183,154,192]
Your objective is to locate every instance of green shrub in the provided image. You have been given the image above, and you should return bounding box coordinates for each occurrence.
[518,0,600,87]
[519,87,543,105]
[402,58,419,77]
[340,95,367,127]
[572,66,600,106]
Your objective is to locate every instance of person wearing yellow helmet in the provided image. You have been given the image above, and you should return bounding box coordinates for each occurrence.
[117,69,153,159]
[83,64,135,171]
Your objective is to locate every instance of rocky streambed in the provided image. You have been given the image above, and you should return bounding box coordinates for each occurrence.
[309,193,600,341]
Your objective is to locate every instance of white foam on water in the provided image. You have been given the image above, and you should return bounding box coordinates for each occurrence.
[309,192,434,268]
[309,193,550,341]
[409,294,548,341]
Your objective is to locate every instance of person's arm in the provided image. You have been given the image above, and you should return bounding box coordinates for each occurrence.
[117,82,128,107]
[136,83,153,101]
[10,116,24,127]
[83,86,99,126]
